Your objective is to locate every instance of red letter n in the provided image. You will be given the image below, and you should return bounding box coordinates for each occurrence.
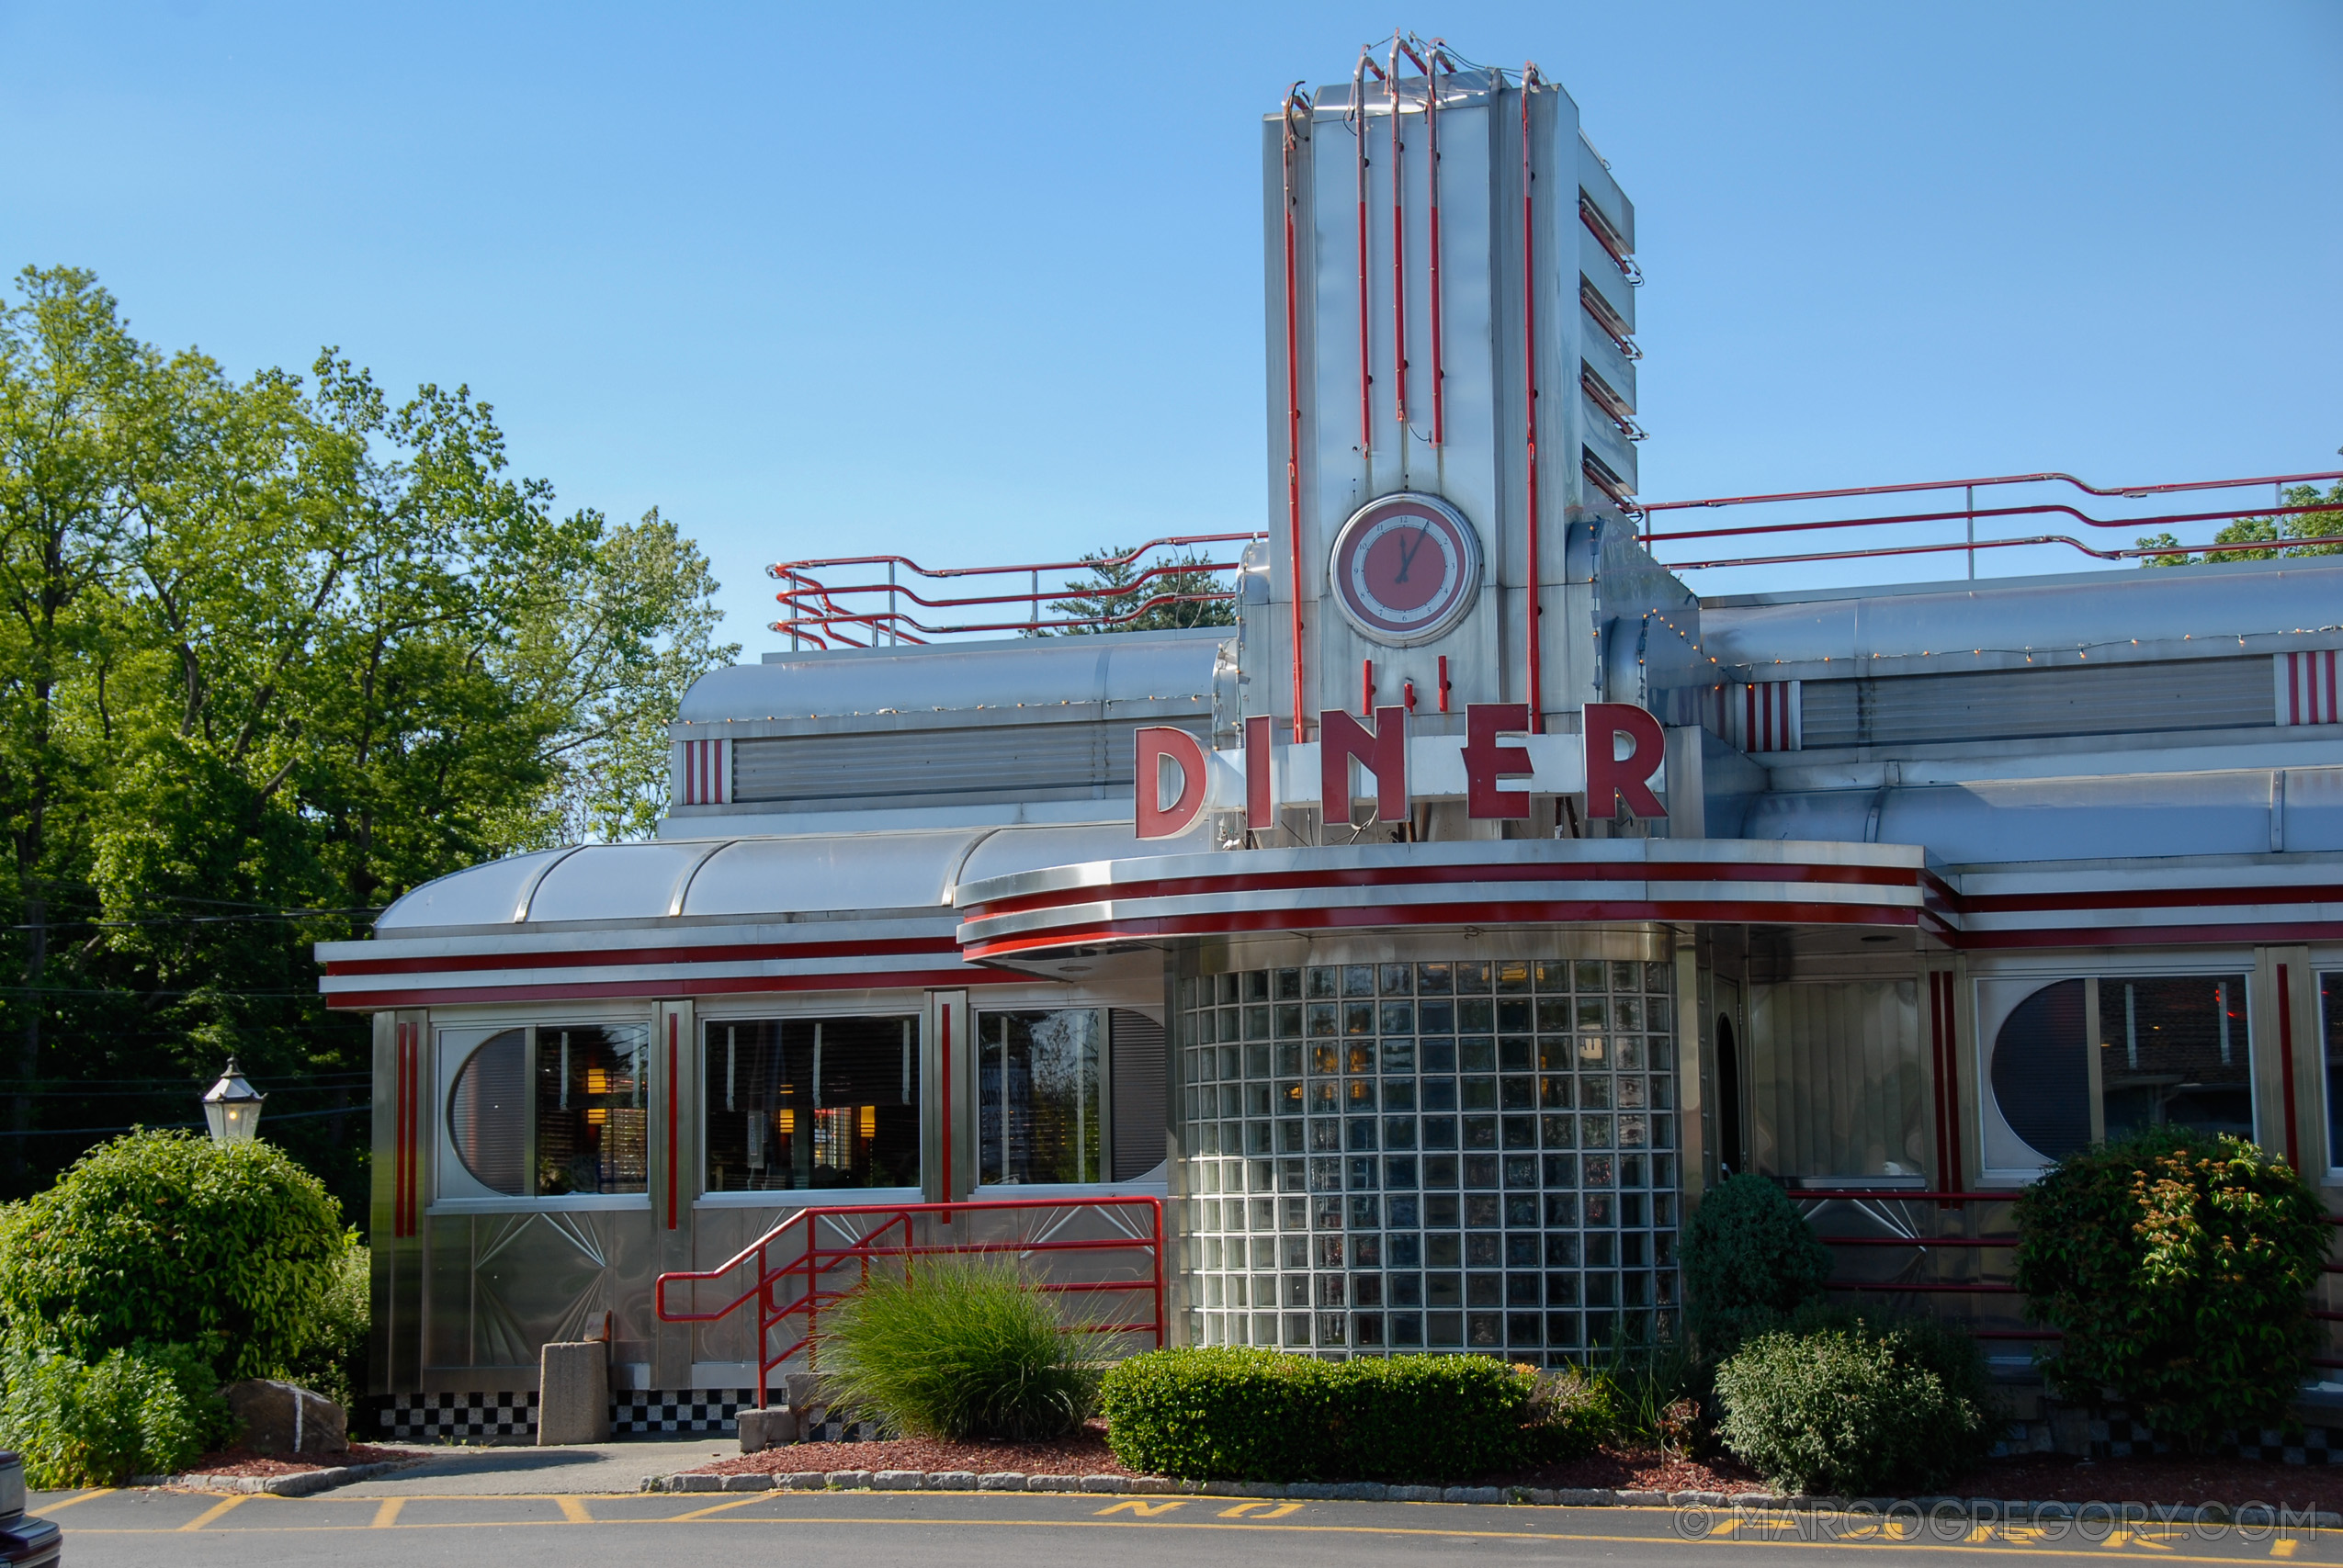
[1320,706,1408,825]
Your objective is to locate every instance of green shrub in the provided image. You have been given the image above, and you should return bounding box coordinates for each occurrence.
[0,1130,345,1382]
[2013,1127,2327,1441]
[1714,1314,1998,1495]
[0,1340,233,1488]
[816,1253,1100,1441]
[1100,1348,1562,1481]
[1520,1365,1619,1464]
[280,1235,369,1408]
[1679,1174,1834,1357]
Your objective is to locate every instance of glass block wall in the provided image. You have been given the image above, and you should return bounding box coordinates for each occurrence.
[1175,953,1681,1359]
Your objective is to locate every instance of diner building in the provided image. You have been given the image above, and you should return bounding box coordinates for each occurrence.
[321,47,2343,1436]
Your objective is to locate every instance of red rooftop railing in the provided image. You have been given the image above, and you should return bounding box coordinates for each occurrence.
[1636,468,2343,575]
[770,535,1260,648]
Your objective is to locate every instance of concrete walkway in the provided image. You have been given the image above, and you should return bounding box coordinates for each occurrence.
[337,1436,734,1495]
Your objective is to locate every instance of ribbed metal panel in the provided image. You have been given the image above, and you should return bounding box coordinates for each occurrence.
[731,719,1205,809]
[1109,1010,1167,1181]
[1799,658,2275,749]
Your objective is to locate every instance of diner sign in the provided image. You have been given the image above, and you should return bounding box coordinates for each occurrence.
[1136,704,1668,839]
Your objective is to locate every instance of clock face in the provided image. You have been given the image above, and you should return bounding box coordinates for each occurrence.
[1328,492,1482,647]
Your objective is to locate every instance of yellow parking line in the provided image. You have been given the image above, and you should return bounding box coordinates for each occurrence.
[559,1496,594,1523]
[177,1494,251,1531]
[663,1493,782,1523]
[30,1489,108,1513]
[371,1498,404,1528]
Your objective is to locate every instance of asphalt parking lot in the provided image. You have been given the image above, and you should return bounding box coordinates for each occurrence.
[31,1482,2343,1567]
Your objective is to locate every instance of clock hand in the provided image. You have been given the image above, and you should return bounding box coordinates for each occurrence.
[1394,526,1427,583]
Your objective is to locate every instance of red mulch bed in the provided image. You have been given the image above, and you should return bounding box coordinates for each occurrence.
[177,1442,421,1479]
[1491,1445,1759,1494]
[694,1430,2343,1510]
[704,1421,1134,1479]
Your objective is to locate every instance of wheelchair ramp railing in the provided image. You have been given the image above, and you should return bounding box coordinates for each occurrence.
[652,1195,1165,1406]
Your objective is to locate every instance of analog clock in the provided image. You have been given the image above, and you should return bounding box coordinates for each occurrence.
[1328,492,1482,647]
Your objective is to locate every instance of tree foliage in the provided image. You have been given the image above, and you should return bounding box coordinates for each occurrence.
[2138,482,2343,566]
[0,265,737,1209]
[1048,544,1236,632]
[2012,1127,2328,1440]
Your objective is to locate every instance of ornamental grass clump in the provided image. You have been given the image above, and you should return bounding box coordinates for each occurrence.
[1714,1311,1998,1497]
[815,1253,1101,1442]
[2013,1126,2328,1444]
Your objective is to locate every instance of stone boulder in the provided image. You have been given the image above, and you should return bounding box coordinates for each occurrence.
[223,1379,349,1458]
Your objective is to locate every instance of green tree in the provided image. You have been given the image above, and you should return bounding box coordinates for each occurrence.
[2138,482,2343,567]
[1048,545,1236,632]
[0,265,736,1212]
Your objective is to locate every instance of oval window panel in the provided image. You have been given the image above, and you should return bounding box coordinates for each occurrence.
[1987,979,2090,1165]
[448,1029,527,1195]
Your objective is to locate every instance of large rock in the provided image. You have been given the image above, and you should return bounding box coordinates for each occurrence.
[224,1379,348,1458]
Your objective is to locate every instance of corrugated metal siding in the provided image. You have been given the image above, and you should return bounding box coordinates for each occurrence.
[1748,980,1924,1180]
[731,719,1205,809]
[1799,658,2274,749]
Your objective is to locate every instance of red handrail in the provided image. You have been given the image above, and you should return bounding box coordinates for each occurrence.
[1798,1187,2343,1368]
[653,1195,1165,1408]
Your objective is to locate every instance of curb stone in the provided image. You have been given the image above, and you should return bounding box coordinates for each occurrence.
[641,1467,2340,1528]
[135,1458,420,1496]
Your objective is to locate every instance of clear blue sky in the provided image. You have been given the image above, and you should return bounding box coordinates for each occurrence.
[4,2,2338,644]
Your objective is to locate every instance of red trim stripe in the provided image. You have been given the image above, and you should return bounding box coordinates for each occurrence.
[2279,964,2301,1171]
[961,856,1919,923]
[964,897,1918,961]
[666,1011,679,1230]
[327,934,960,977]
[327,967,1024,1012]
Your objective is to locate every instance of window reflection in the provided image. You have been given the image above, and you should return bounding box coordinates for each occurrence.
[2096,976,2250,1142]
[702,1016,920,1191]
[981,1009,1103,1184]
[445,1023,651,1198]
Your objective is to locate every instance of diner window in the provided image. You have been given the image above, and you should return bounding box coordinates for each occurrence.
[1984,974,2249,1169]
[2096,976,2250,1142]
[980,1009,1103,1184]
[703,1016,919,1192]
[444,1024,650,1198]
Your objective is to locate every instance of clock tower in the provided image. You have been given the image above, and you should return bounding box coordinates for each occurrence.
[1239,40,1703,820]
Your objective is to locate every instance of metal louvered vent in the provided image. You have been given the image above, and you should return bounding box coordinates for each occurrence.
[1110,1009,1167,1181]
[1799,658,2274,750]
[730,719,1205,811]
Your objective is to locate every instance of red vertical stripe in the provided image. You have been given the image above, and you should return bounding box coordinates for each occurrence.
[666,1011,679,1229]
[392,1023,406,1237]
[2326,650,2338,724]
[941,1006,954,1208]
[2279,964,2301,1170]
[2292,654,2303,726]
